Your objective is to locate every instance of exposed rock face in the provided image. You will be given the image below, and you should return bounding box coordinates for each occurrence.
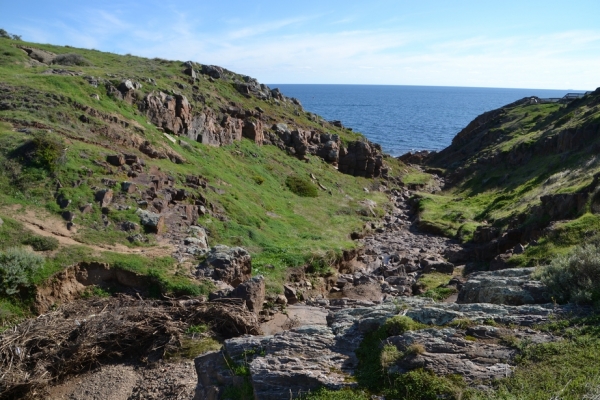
[19,46,56,64]
[387,328,516,381]
[458,268,550,305]
[338,140,385,178]
[141,92,192,136]
[197,245,252,287]
[242,118,264,144]
[193,296,577,399]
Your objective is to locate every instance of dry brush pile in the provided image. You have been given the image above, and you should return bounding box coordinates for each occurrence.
[0,295,260,399]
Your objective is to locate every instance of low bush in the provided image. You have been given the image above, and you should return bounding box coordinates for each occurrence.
[52,53,91,66]
[0,247,44,296]
[285,175,318,197]
[22,235,59,251]
[10,134,65,173]
[537,243,600,304]
[383,315,424,337]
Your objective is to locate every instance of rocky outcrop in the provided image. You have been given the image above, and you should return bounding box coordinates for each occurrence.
[457,268,549,305]
[193,295,577,399]
[140,91,193,136]
[18,46,56,64]
[197,245,252,287]
[338,140,385,178]
[387,328,516,381]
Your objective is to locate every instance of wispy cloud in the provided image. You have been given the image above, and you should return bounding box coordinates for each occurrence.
[227,16,317,40]
[14,6,600,90]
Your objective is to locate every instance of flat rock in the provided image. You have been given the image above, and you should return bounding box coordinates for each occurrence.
[458,268,550,305]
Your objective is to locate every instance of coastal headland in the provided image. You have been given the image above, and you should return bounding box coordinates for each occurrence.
[1,36,600,399]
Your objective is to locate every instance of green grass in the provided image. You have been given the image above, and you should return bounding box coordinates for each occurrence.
[417,272,456,301]
[466,314,600,399]
[354,318,464,399]
[402,172,432,186]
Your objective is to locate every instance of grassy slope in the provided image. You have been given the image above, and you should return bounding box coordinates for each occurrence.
[417,94,600,262]
[0,37,407,320]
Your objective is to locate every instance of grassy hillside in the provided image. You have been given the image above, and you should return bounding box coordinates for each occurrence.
[416,92,600,265]
[0,36,407,321]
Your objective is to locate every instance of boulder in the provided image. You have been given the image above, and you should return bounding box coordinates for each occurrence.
[121,181,137,193]
[201,65,223,79]
[197,245,252,287]
[229,276,265,313]
[95,189,113,208]
[283,284,298,304]
[420,256,454,273]
[187,226,209,249]
[106,154,126,166]
[184,67,197,79]
[56,194,71,209]
[136,209,166,234]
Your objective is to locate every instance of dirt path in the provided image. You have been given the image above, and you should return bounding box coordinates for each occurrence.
[2,205,174,258]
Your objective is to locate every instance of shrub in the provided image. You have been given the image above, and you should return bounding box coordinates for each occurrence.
[13,134,64,172]
[52,53,91,66]
[22,235,59,251]
[383,315,424,337]
[252,175,265,185]
[537,243,600,304]
[0,247,44,296]
[285,175,318,197]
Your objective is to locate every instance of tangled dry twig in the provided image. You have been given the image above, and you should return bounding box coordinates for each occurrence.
[0,294,261,399]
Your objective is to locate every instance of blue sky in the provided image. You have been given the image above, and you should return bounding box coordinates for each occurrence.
[2,0,599,89]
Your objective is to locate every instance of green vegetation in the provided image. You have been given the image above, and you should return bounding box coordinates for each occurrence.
[536,243,600,304]
[416,272,456,301]
[52,53,91,66]
[0,247,44,296]
[166,337,222,360]
[285,174,319,197]
[302,388,371,400]
[352,317,464,399]
[466,315,600,399]
[22,235,59,251]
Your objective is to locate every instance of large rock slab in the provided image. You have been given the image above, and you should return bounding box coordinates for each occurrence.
[386,328,515,381]
[458,268,550,305]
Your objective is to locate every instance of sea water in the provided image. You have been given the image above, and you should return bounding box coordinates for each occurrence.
[273,85,574,156]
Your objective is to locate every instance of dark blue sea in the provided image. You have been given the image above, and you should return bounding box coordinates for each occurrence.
[272,85,575,156]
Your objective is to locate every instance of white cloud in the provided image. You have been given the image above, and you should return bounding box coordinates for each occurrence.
[15,8,600,89]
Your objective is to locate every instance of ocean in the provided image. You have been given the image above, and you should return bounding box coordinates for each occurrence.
[272,85,575,156]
